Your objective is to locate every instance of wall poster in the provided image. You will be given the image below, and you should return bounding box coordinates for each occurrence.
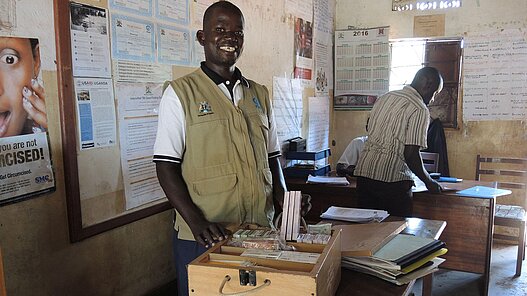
[0,36,55,206]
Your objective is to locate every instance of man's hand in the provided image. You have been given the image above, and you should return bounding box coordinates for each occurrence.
[336,163,355,177]
[189,219,229,248]
[425,179,443,193]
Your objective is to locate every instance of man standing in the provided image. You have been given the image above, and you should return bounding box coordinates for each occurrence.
[354,67,443,217]
[153,2,286,295]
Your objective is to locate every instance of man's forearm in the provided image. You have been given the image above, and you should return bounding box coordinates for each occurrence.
[155,161,206,226]
[404,145,432,183]
[269,156,286,208]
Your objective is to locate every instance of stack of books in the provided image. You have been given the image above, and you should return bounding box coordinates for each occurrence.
[341,233,447,285]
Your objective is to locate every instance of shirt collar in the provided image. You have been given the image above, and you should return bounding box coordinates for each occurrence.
[403,85,427,107]
[200,62,249,88]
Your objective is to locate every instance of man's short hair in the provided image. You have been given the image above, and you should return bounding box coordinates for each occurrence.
[203,1,244,26]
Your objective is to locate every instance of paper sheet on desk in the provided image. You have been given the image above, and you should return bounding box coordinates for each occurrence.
[411,174,427,192]
[320,206,389,222]
[411,174,456,192]
[307,175,350,185]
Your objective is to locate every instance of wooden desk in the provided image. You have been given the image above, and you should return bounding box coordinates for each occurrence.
[337,217,446,296]
[287,177,497,296]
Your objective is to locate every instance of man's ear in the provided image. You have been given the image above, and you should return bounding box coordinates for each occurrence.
[196,30,205,46]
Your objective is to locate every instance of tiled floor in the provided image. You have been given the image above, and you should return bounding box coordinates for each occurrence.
[412,242,527,296]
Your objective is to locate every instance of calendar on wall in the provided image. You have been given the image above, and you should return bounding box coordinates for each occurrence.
[334,27,390,110]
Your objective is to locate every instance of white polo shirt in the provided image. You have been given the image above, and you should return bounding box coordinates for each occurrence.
[338,135,368,166]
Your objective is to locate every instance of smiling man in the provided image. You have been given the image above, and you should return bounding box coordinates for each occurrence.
[153,2,287,295]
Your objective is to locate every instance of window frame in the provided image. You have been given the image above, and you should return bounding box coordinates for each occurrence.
[389,37,463,129]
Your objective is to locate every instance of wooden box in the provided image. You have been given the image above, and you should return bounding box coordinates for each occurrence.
[188,230,341,295]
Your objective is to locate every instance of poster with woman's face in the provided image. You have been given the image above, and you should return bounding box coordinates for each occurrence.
[0,36,46,137]
[0,36,55,205]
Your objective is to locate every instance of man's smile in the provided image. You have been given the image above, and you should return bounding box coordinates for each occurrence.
[219,45,236,52]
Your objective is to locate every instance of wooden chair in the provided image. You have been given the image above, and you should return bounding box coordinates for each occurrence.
[420,152,439,173]
[475,155,527,277]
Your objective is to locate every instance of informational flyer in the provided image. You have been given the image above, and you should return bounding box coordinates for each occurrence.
[272,77,303,144]
[0,35,55,205]
[156,0,189,24]
[113,60,172,83]
[74,78,117,150]
[110,14,155,62]
[110,0,152,16]
[69,3,111,78]
[463,29,527,121]
[313,0,334,96]
[114,82,164,209]
[157,25,191,65]
[307,96,329,152]
[334,27,390,99]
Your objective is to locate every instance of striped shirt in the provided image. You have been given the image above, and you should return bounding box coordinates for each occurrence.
[354,86,430,182]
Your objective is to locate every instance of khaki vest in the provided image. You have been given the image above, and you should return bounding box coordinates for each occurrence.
[166,69,274,240]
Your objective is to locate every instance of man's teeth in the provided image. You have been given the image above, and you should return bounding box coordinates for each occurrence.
[220,46,235,52]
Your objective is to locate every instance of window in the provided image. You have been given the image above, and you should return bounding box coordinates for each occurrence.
[390,38,463,128]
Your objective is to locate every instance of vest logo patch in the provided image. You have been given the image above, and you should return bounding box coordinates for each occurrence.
[253,97,262,111]
[198,101,213,116]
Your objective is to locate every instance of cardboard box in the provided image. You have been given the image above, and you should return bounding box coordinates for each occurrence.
[188,230,341,295]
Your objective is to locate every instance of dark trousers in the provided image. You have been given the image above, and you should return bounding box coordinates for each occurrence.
[173,231,207,296]
[356,176,414,217]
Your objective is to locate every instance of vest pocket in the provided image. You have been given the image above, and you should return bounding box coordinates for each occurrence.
[246,113,269,163]
[193,174,237,195]
[188,119,231,168]
[192,174,241,222]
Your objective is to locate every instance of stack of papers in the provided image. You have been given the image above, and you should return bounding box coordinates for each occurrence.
[306,175,350,185]
[320,206,389,223]
[342,234,448,285]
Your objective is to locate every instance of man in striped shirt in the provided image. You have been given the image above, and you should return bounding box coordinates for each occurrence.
[354,67,444,217]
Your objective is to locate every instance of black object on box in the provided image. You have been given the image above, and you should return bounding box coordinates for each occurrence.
[287,137,306,152]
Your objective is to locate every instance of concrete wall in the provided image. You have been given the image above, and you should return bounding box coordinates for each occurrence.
[333,0,527,207]
[0,0,300,295]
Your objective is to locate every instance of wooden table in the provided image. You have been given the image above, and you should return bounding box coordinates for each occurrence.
[287,177,498,296]
[335,217,446,296]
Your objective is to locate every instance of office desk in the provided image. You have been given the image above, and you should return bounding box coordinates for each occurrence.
[336,217,446,296]
[287,177,497,296]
